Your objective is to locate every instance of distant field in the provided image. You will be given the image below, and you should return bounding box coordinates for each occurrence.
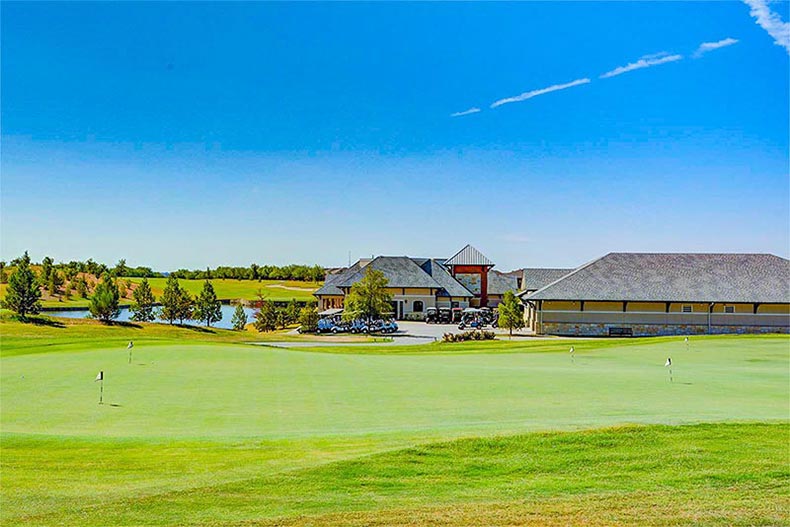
[1,316,787,526]
[125,277,320,302]
[0,278,320,308]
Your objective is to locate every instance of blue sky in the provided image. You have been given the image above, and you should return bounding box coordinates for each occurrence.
[2,1,788,271]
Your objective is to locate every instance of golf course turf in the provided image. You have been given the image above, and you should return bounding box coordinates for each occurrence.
[1,317,788,526]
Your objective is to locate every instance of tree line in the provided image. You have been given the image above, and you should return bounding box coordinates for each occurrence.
[0,256,325,284]
[2,252,320,333]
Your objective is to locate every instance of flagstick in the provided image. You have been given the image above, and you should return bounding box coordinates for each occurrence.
[99,378,104,404]
[669,367,673,383]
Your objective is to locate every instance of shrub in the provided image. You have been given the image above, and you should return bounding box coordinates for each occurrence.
[442,330,495,343]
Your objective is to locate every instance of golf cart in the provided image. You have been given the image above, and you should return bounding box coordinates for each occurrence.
[425,307,439,324]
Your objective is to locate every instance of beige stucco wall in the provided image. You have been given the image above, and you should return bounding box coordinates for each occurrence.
[758,304,790,314]
[543,301,581,311]
[584,301,623,311]
[626,302,666,312]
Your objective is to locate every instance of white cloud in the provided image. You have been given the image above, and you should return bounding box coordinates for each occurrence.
[600,52,683,79]
[693,37,739,57]
[490,78,590,109]
[742,0,790,54]
[450,107,481,117]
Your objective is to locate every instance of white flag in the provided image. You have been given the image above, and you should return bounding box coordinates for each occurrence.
[127,341,134,349]
[665,358,672,367]
[95,371,103,382]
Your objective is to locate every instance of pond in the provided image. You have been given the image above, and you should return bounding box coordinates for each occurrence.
[45,304,258,330]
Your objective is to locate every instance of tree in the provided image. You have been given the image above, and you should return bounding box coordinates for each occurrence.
[497,291,524,337]
[64,282,73,300]
[48,270,64,297]
[3,252,41,319]
[231,303,248,331]
[118,281,127,299]
[75,276,88,298]
[114,259,128,277]
[298,301,319,333]
[0,261,7,284]
[285,299,301,325]
[40,256,54,283]
[253,299,278,332]
[177,288,194,325]
[130,277,156,322]
[342,268,392,322]
[160,276,183,325]
[89,274,121,322]
[194,280,222,327]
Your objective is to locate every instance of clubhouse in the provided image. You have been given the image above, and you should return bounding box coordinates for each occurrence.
[315,245,518,319]
[518,253,790,336]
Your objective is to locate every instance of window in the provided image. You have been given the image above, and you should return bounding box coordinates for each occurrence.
[682,305,693,313]
[724,306,735,314]
[413,300,424,312]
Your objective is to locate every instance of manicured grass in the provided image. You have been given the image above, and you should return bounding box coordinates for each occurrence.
[126,277,320,302]
[1,321,788,526]
[3,424,787,526]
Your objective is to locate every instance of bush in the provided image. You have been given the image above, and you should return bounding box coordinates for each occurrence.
[442,330,495,343]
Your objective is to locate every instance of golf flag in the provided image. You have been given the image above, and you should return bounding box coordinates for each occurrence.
[95,371,103,382]
[127,341,134,349]
[665,358,672,367]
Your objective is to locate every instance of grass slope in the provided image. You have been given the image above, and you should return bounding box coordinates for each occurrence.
[4,424,787,526]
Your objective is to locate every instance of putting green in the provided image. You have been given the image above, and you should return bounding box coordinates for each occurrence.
[2,329,788,526]
[2,336,787,440]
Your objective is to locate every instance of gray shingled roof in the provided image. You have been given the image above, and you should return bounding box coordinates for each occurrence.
[487,270,519,295]
[444,244,494,267]
[521,253,790,303]
[335,256,441,289]
[521,268,574,292]
[314,262,361,296]
[420,259,474,297]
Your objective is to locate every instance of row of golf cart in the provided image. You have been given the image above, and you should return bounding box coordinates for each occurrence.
[313,313,399,334]
[425,306,499,329]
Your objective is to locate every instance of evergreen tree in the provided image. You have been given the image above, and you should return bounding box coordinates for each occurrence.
[40,256,54,283]
[231,303,248,331]
[497,291,524,337]
[285,298,301,325]
[275,308,289,330]
[253,300,277,332]
[342,268,392,322]
[118,281,127,299]
[298,301,319,333]
[0,261,7,284]
[130,277,156,322]
[75,276,88,298]
[114,259,128,277]
[194,280,222,327]
[89,274,121,322]
[3,251,41,319]
[177,288,194,325]
[48,270,64,297]
[159,276,183,325]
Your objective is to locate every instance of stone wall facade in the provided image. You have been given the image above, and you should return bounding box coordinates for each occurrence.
[542,322,789,337]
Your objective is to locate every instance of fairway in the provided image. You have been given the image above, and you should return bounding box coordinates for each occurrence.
[126,277,319,302]
[1,322,788,525]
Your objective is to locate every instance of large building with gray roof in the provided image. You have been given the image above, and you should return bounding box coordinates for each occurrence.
[518,252,790,336]
[315,245,521,318]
